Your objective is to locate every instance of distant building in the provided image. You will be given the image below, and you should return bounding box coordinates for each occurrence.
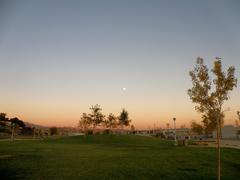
[213,125,240,139]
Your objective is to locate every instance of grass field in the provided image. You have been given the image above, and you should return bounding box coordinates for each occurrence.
[0,135,239,180]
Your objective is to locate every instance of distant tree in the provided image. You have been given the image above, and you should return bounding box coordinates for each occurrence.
[130,125,135,134]
[9,117,25,140]
[89,104,105,128]
[202,109,225,135]
[190,121,204,135]
[10,118,25,128]
[49,127,58,136]
[79,113,92,131]
[180,124,186,129]
[0,113,9,127]
[188,57,237,135]
[104,113,118,129]
[118,109,131,129]
[22,127,34,136]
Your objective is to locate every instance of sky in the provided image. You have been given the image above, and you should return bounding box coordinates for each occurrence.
[0,0,240,129]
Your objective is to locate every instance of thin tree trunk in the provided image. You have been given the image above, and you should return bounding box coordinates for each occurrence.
[11,126,15,141]
[216,111,221,180]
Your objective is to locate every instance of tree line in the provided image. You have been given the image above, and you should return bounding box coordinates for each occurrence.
[0,113,61,139]
[79,104,132,133]
[0,113,33,139]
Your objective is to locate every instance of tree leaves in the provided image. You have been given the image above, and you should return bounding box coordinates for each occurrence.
[188,57,237,134]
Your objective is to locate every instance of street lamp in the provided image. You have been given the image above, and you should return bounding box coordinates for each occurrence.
[237,111,240,124]
[166,123,170,139]
[173,117,177,146]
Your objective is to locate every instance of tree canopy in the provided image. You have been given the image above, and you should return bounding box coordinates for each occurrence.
[79,105,132,132]
[118,109,131,127]
[188,57,237,134]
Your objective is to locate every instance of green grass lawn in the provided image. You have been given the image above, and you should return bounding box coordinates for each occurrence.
[0,135,239,180]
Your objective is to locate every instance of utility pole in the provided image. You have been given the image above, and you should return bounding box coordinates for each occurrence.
[237,111,240,126]
[166,123,170,139]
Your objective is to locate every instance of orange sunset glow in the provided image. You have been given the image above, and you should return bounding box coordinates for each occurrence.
[0,0,240,130]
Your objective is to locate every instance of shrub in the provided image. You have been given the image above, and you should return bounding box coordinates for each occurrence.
[103,129,112,134]
[86,130,93,135]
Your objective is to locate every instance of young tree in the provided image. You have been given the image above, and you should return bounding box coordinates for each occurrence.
[0,112,9,127]
[79,113,92,132]
[188,57,237,180]
[188,57,237,134]
[104,113,117,129]
[89,104,105,128]
[190,121,204,135]
[118,109,131,129]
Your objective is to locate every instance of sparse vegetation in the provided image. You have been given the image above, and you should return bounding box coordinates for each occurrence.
[79,105,132,133]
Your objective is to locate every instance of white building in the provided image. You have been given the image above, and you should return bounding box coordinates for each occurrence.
[213,125,239,139]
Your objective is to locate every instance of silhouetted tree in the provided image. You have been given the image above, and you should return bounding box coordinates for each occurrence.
[0,113,9,126]
[79,113,92,132]
[130,125,135,134]
[22,127,34,136]
[188,57,237,135]
[49,127,58,136]
[118,109,131,129]
[104,113,118,129]
[0,113,9,132]
[190,121,204,135]
[9,117,25,140]
[10,118,25,128]
[89,104,105,128]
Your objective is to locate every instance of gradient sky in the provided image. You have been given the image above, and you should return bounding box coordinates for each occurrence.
[0,0,240,129]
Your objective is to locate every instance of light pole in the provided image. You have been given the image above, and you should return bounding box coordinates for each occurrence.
[173,117,177,146]
[237,111,240,126]
[166,123,170,139]
[216,107,230,180]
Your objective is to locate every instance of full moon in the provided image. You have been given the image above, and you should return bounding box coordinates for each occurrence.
[122,88,126,91]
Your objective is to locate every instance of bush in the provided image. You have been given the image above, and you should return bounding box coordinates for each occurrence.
[85,130,93,135]
[49,127,58,136]
[154,132,165,138]
[103,129,112,134]
[177,140,188,146]
[0,127,11,133]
